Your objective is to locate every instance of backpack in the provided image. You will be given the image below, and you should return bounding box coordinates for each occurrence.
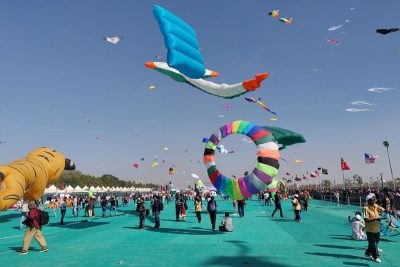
[38,210,50,226]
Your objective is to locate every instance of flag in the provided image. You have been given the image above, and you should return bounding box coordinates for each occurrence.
[341,158,350,170]
[364,153,378,164]
[322,168,328,175]
[310,172,317,178]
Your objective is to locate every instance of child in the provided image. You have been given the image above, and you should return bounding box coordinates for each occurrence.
[219,212,233,232]
[352,214,367,240]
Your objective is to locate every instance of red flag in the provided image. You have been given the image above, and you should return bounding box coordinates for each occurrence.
[341,158,350,170]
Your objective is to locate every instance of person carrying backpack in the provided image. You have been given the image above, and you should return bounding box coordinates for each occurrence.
[207,196,218,231]
[20,201,48,254]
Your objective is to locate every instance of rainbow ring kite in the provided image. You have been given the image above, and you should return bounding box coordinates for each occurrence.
[203,120,280,200]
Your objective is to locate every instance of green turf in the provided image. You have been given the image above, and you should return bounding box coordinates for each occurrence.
[1,199,399,267]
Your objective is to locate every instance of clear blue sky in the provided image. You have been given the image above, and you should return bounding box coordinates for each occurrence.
[0,1,399,188]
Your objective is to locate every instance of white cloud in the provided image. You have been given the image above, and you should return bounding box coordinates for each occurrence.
[351,100,374,105]
[346,108,370,112]
[368,87,394,93]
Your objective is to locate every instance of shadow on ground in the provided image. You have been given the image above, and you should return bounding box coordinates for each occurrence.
[146,227,224,235]
[47,221,110,229]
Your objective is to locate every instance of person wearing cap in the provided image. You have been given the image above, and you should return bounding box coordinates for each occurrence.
[363,193,385,263]
[352,214,367,240]
[20,201,48,254]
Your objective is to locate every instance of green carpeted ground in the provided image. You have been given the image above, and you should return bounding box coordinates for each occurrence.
[1,199,399,267]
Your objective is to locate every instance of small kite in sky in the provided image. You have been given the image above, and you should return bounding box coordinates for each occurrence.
[328,25,343,31]
[168,167,175,175]
[133,163,139,168]
[224,103,233,111]
[346,108,370,112]
[217,144,234,154]
[218,114,225,118]
[376,28,399,35]
[151,162,158,168]
[245,97,277,115]
[191,173,200,179]
[163,147,169,151]
[279,18,293,25]
[140,157,145,162]
[269,117,278,122]
[268,10,279,18]
[351,100,374,106]
[104,36,122,45]
[327,39,340,45]
[345,19,350,23]
[368,87,394,93]
[149,85,156,90]
[295,159,302,164]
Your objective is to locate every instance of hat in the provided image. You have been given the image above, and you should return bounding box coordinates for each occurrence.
[366,193,376,202]
[294,194,299,198]
[355,214,362,221]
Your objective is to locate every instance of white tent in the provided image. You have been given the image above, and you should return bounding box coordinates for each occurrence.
[95,186,103,192]
[74,185,87,193]
[44,185,58,194]
[65,185,75,193]
[82,186,89,191]
[89,186,96,192]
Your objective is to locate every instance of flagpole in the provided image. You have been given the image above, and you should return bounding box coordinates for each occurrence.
[342,169,345,190]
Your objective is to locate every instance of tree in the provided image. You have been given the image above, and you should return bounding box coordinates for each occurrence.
[344,178,353,188]
[353,174,363,188]
[323,180,332,189]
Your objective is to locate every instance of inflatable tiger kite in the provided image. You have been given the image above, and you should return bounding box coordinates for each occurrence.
[0,147,75,211]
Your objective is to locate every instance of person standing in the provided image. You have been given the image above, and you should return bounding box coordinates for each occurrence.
[237,199,246,218]
[207,196,217,231]
[20,201,48,254]
[138,198,147,229]
[101,197,108,217]
[271,193,284,218]
[292,194,301,222]
[364,193,385,263]
[152,196,163,228]
[194,195,202,223]
[110,196,117,216]
[175,194,182,221]
[60,197,67,225]
[72,196,78,218]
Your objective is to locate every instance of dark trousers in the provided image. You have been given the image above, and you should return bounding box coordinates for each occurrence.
[272,205,283,217]
[154,211,160,228]
[139,213,145,228]
[365,232,380,259]
[294,210,301,221]
[238,205,244,218]
[60,209,66,224]
[196,211,201,223]
[175,206,181,221]
[209,211,217,230]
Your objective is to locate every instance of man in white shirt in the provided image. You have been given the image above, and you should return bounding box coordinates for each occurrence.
[352,214,367,240]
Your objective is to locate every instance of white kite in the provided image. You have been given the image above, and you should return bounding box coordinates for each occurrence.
[368,87,394,93]
[346,108,370,112]
[191,173,200,179]
[328,25,343,31]
[351,101,374,105]
[104,36,122,45]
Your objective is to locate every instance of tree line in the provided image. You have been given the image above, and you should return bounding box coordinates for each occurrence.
[55,170,158,189]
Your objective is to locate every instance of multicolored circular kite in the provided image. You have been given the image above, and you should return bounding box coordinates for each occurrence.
[203,120,280,200]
